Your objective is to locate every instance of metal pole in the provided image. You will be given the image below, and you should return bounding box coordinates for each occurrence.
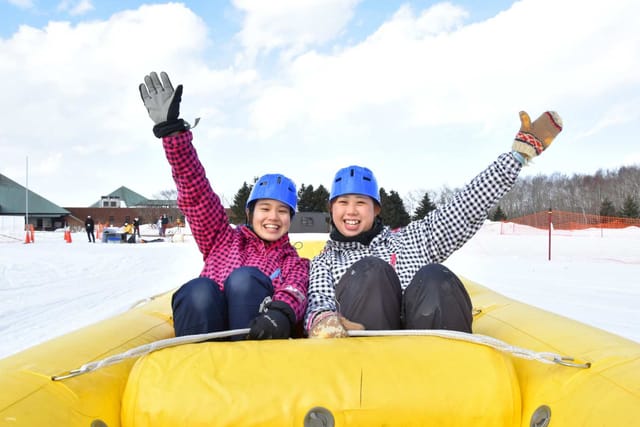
[548,207,552,261]
[25,156,29,230]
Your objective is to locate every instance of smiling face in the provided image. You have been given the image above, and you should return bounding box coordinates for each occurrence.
[247,199,292,242]
[330,194,381,237]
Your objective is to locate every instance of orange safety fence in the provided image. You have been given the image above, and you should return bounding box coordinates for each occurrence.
[504,210,640,231]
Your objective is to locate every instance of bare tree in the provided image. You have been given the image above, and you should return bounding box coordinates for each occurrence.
[154,189,178,200]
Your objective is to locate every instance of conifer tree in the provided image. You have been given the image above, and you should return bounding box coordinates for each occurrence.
[297,184,315,212]
[619,195,640,218]
[412,191,437,220]
[230,181,253,224]
[298,184,330,212]
[490,205,508,221]
[379,188,411,229]
[313,185,330,212]
[599,198,617,217]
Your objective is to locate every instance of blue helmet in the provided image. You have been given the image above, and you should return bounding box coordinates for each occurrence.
[330,165,380,204]
[246,173,297,214]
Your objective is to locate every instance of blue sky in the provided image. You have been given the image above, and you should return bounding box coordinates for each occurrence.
[1,0,638,208]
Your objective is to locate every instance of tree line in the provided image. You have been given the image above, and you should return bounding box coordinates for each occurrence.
[226,165,640,227]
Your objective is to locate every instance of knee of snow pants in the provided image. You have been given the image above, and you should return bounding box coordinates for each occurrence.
[402,263,473,333]
[171,277,227,337]
[335,256,402,330]
[224,267,274,337]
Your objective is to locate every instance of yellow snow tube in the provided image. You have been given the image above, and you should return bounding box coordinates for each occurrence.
[121,335,521,427]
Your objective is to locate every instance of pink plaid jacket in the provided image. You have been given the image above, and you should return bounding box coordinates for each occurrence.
[162,131,309,321]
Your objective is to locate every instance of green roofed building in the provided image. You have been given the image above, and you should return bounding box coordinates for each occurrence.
[0,173,70,230]
[90,186,177,208]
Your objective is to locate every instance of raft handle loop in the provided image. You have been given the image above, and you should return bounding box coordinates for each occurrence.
[52,327,591,381]
[51,328,251,381]
[348,330,592,369]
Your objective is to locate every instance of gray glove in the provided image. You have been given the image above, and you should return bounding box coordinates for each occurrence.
[139,71,187,138]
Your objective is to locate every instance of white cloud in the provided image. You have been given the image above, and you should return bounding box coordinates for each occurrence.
[238,0,640,195]
[247,0,640,137]
[8,0,33,8]
[233,0,360,62]
[57,0,93,16]
[69,0,94,16]
[0,3,218,204]
[1,0,639,206]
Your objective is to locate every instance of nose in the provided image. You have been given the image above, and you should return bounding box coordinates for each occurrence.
[345,201,358,214]
[266,207,280,220]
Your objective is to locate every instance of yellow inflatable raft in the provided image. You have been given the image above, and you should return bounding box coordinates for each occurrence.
[1,241,639,426]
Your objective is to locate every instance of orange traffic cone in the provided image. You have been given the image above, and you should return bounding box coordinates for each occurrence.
[64,228,72,243]
[24,230,32,244]
[30,224,35,243]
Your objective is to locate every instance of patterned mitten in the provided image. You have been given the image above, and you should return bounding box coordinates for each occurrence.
[309,312,348,338]
[512,111,563,163]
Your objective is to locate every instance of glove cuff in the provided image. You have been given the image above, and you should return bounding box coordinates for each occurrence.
[153,119,188,138]
[513,132,544,157]
[267,300,296,326]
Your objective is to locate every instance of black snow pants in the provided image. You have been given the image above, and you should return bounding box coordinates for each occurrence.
[335,256,473,333]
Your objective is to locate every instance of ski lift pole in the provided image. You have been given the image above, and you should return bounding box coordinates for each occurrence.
[547,207,552,261]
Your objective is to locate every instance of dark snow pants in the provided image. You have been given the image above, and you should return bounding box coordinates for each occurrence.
[171,267,274,339]
[335,257,473,333]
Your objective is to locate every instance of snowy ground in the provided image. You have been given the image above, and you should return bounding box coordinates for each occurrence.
[1,222,638,360]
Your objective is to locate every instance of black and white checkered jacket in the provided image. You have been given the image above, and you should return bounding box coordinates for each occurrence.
[304,152,522,330]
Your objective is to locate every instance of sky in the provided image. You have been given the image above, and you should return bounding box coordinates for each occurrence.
[1,220,638,360]
[1,0,639,208]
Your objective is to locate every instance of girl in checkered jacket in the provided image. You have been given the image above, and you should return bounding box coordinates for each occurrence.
[305,111,563,338]
[139,71,309,341]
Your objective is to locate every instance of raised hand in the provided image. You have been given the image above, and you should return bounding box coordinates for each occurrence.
[512,111,563,163]
[139,71,187,138]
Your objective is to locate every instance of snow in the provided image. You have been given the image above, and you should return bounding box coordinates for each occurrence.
[1,222,639,360]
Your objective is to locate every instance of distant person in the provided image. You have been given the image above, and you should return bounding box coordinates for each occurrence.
[161,214,169,236]
[305,111,563,338]
[139,71,309,340]
[121,222,135,243]
[84,215,95,243]
[133,217,141,237]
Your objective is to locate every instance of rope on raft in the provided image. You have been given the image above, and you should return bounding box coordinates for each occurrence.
[51,328,590,381]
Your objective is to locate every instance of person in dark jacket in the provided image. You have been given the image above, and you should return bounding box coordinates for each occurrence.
[305,111,563,338]
[133,217,141,238]
[85,215,95,243]
[139,71,309,341]
[161,214,169,237]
